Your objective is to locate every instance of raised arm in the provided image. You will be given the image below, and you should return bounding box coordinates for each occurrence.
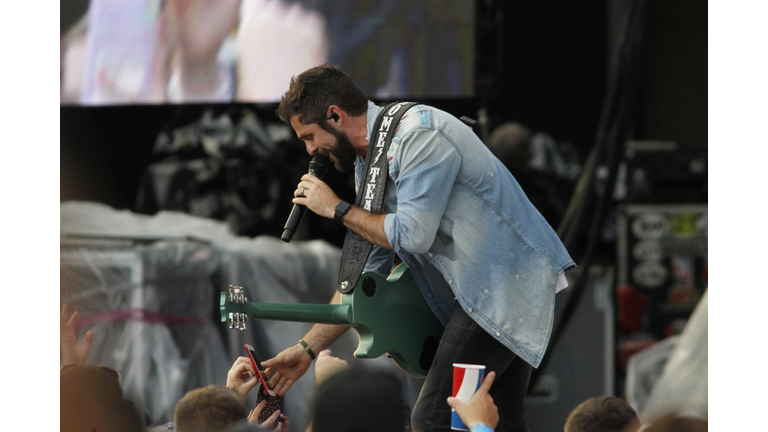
[261,291,352,396]
[60,303,93,365]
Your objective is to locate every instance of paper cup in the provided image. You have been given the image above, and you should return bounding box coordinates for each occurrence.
[451,363,486,430]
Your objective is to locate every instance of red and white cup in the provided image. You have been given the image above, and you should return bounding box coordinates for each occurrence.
[451,363,486,430]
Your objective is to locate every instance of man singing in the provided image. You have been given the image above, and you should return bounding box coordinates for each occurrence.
[262,63,575,432]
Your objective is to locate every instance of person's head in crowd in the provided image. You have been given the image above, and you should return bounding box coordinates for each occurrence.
[311,367,408,432]
[174,385,247,432]
[224,420,272,432]
[564,395,641,432]
[61,363,144,432]
[487,122,533,173]
[642,414,707,432]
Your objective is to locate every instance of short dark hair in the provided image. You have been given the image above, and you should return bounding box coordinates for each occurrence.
[276,63,369,126]
[487,122,533,171]
[174,385,246,432]
[312,367,407,432]
[565,396,640,432]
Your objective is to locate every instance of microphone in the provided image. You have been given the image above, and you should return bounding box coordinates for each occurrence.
[281,154,331,242]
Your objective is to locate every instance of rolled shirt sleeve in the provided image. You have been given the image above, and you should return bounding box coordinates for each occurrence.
[384,127,462,255]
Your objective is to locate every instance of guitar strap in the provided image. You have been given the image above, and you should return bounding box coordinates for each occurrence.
[337,101,417,294]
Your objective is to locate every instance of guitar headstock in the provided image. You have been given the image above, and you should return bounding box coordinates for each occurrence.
[224,285,249,330]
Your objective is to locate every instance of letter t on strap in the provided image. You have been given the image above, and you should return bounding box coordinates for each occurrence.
[336,102,417,294]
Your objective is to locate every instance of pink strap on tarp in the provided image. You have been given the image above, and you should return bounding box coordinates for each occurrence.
[78,308,207,327]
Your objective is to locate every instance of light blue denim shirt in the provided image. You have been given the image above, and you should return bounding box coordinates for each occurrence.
[357,101,575,368]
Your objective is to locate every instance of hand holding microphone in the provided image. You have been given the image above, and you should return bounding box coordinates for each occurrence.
[281,154,330,242]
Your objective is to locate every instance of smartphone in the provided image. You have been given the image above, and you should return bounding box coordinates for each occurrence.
[245,344,276,397]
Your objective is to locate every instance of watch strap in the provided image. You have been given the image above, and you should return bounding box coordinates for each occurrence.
[298,339,316,360]
[334,201,352,224]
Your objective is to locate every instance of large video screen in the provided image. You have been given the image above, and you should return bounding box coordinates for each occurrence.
[60,0,475,105]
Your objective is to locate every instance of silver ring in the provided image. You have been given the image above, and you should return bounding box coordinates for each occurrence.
[300,188,307,197]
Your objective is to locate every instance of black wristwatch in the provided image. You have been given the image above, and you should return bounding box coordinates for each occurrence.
[334,201,352,224]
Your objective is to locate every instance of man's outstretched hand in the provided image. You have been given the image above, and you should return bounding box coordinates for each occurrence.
[261,343,313,396]
[60,303,93,365]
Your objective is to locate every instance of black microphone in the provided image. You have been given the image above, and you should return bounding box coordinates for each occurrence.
[281,154,331,242]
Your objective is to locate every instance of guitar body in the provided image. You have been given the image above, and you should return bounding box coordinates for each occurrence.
[344,264,444,377]
[221,264,444,377]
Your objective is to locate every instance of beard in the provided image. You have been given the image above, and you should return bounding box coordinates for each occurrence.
[328,128,357,173]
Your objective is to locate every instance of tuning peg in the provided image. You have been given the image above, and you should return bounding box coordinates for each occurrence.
[228,285,248,304]
[233,312,246,330]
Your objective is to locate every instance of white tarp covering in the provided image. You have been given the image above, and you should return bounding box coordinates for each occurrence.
[626,289,708,423]
[61,201,415,429]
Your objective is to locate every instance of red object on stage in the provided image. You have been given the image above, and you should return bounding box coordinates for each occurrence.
[617,285,646,332]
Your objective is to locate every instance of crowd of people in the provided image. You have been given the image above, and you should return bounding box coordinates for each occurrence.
[62,302,705,431]
[61,303,498,432]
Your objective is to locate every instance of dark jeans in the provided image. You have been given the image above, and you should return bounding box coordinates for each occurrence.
[411,302,532,432]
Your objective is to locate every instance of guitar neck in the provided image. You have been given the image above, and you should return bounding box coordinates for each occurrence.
[221,293,353,325]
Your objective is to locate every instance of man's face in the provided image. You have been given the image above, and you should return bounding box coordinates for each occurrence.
[290,116,357,172]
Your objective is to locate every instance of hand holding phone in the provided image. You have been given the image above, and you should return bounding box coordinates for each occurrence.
[255,383,285,429]
[226,356,264,400]
[245,344,275,397]
[245,344,284,429]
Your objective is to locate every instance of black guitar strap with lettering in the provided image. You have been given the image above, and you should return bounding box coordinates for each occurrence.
[337,101,417,294]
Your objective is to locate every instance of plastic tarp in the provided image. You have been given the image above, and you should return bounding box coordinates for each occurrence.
[625,335,680,415]
[61,201,418,429]
[625,290,708,423]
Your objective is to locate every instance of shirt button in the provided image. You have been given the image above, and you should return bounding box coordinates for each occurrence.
[490,172,494,177]
[428,252,433,257]
[468,308,472,313]
[449,280,453,285]
[496,332,501,336]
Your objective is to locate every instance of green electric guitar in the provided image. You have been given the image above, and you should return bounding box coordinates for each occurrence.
[220,264,444,377]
